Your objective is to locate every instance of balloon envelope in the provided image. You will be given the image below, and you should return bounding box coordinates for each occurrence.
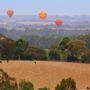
[55,19,63,26]
[7,9,14,17]
[39,11,47,20]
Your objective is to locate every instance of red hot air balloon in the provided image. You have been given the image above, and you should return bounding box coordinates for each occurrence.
[7,9,14,17]
[55,19,63,26]
[39,11,47,21]
[55,19,63,35]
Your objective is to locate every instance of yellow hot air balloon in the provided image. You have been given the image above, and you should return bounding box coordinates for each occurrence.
[7,9,14,17]
[39,11,47,21]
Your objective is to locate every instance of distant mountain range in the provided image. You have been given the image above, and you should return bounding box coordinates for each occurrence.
[0,15,90,39]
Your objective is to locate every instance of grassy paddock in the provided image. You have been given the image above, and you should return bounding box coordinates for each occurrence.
[0,60,90,90]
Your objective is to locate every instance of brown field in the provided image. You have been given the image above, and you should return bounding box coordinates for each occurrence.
[0,61,90,90]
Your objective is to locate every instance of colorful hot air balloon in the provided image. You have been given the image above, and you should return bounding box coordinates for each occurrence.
[39,11,47,21]
[55,19,63,35]
[7,9,14,18]
[55,19,63,26]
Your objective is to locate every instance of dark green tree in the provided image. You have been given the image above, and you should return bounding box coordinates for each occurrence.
[0,36,15,60]
[25,46,47,60]
[55,78,77,90]
[48,49,60,60]
[15,39,29,59]
[19,80,34,90]
[59,37,71,51]
[0,69,18,90]
[38,87,50,90]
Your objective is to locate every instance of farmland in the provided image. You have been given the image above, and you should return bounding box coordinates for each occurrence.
[0,61,90,90]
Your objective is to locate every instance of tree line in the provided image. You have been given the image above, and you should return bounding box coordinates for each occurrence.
[0,34,90,63]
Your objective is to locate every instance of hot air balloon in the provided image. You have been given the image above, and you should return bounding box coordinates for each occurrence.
[39,11,47,21]
[55,19,63,35]
[55,19,63,26]
[7,9,14,18]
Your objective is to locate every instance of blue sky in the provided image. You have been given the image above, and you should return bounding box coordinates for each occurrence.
[0,0,90,16]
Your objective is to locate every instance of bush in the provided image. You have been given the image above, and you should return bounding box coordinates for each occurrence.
[67,55,78,62]
[80,54,87,63]
[19,80,34,90]
[86,49,90,63]
[0,69,17,90]
[38,87,50,90]
[48,50,60,60]
[24,46,48,60]
[55,78,77,90]
[22,54,32,60]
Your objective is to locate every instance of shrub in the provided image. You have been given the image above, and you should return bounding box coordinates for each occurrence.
[67,55,78,62]
[19,80,34,90]
[48,50,60,60]
[0,69,17,90]
[25,46,48,60]
[55,78,77,90]
[38,87,50,90]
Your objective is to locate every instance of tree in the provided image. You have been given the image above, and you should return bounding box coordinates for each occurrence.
[59,37,71,51]
[85,49,90,63]
[58,37,71,60]
[68,40,87,56]
[55,78,77,90]
[15,39,29,59]
[0,69,18,90]
[19,80,34,90]
[77,34,90,49]
[24,46,47,60]
[67,54,78,62]
[48,49,60,60]
[0,37,15,60]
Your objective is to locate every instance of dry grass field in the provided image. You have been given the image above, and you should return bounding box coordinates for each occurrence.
[0,61,90,90]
